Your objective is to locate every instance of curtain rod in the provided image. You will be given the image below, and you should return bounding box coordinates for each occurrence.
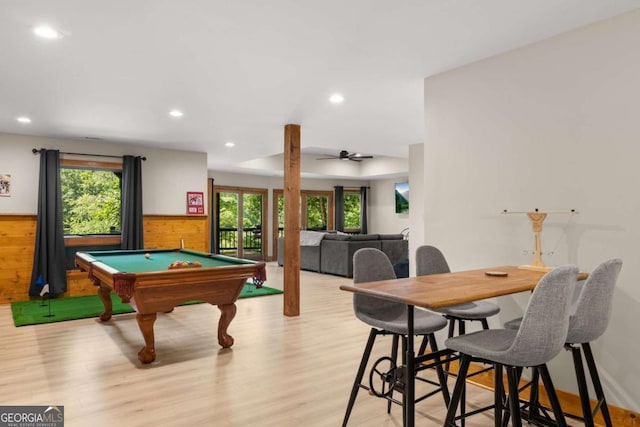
[32,148,146,161]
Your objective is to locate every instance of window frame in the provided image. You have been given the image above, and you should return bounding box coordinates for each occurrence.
[271,189,334,258]
[60,158,123,246]
[342,189,362,233]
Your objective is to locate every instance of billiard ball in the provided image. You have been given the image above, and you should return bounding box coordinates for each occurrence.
[145,253,151,259]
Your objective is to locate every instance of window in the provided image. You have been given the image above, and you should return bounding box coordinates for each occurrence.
[343,191,361,232]
[272,189,334,258]
[60,160,122,235]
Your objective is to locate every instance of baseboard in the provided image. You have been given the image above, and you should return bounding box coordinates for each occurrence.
[448,360,640,426]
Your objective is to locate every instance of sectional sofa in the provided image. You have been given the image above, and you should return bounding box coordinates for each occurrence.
[277,231,408,278]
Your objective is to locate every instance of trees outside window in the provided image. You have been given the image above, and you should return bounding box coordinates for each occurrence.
[60,162,122,235]
[272,190,334,258]
[306,195,329,230]
[214,186,266,260]
[343,191,361,232]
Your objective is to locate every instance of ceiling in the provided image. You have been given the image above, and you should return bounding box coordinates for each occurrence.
[1,1,638,178]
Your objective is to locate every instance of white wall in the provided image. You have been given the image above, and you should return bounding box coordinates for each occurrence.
[368,177,409,235]
[0,133,208,215]
[407,143,424,277]
[418,9,640,410]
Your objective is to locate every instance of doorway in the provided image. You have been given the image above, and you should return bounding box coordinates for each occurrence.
[214,185,267,260]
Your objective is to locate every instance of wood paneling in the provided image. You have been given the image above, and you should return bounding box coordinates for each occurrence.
[0,214,209,304]
[143,215,209,252]
[0,215,36,303]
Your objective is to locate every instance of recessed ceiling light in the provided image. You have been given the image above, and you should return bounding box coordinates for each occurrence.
[169,110,184,117]
[225,142,235,148]
[17,117,32,123]
[329,93,345,104]
[33,26,63,39]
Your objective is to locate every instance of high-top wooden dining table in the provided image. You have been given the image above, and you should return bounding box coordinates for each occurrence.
[340,265,586,427]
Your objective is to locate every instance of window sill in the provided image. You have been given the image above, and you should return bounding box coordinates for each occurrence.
[64,235,121,247]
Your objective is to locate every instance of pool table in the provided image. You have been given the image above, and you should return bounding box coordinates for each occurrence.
[75,248,267,364]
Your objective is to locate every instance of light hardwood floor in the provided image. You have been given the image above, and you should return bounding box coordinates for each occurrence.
[0,263,548,427]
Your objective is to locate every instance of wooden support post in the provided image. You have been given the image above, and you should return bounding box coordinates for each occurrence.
[283,124,301,316]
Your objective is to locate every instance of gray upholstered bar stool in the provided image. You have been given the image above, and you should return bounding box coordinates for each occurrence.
[342,248,450,426]
[415,245,500,337]
[443,265,579,427]
[503,258,622,427]
[415,245,502,424]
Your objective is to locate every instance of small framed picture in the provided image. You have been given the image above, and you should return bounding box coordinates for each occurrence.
[0,173,11,197]
[186,191,204,214]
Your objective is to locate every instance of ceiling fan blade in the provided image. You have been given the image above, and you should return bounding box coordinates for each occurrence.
[315,151,373,161]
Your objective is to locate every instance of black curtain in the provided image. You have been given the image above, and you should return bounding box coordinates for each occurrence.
[121,155,144,249]
[334,186,344,232]
[30,149,67,296]
[360,186,368,234]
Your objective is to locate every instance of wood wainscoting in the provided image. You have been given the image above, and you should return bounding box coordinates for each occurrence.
[143,214,209,252]
[0,214,37,304]
[0,214,210,304]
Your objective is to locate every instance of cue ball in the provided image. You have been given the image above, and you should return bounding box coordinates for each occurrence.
[145,253,150,259]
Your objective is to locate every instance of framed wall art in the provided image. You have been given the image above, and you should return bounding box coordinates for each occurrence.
[187,191,204,214]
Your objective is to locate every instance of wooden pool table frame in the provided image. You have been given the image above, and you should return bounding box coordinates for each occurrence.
[76,249,266,364]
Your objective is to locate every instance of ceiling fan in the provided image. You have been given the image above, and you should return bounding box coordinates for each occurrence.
[316,150,374,162]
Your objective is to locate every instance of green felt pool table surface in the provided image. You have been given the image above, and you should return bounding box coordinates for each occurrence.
[81,249,256,273]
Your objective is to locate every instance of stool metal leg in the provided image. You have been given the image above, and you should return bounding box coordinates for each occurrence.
[388,334,400,414]
[582,343,613,427]
[526,367,541,421]
[571,344,595,427]
[444,354,471,427]
[538,364,567,427]
[494,364,503,427]
[427,334,451,407]
[342,328,378,427]
[506,366,523,427]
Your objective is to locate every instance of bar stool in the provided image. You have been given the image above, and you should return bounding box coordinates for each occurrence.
[503,258,622,427]
[416,245,501,424]
[443,265,578,427]
[342,248,450,426]
[415,245,500,337]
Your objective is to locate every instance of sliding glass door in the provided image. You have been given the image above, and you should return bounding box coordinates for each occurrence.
[214,186,267,260]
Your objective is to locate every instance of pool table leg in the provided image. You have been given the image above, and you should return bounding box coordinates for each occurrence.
[217,303,237,348]
[136,313,157,364]
[96,283,113,322]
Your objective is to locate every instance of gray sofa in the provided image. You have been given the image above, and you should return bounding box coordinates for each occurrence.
[277,232,407,278]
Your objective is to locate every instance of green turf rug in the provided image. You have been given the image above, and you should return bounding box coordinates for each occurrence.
[11,284,282,327]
